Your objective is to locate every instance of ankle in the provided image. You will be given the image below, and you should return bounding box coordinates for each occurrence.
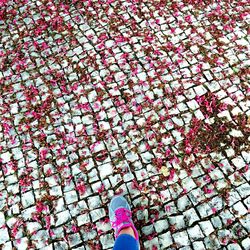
[118,226,136,239]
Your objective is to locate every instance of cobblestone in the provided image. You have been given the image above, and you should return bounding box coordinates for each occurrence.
[173,231,190,247]
[1,0,250,249]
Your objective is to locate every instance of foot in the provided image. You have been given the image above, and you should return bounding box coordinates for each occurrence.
[108,195,139,241]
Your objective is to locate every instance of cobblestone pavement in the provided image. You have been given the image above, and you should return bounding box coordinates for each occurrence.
[0,0,250,249]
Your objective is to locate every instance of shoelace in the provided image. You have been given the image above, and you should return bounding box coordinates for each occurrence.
[111,208,132,228]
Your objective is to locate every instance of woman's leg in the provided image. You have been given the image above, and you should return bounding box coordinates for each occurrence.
[113,234,139,250]
[109,195,140,250]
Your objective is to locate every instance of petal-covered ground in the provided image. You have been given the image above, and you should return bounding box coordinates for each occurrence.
[0,0,250,249]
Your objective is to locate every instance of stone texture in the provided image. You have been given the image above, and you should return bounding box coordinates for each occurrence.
[0,1,249,249]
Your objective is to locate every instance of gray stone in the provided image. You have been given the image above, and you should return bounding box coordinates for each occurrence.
[211,216,222,229]
[13,237,28,250]
[2,241,12,250]
[173,230,190,247]
[87,196,102,210]
[231,202,248,216]
[154,219,168,233]
[239,214,250,232]
[142,224,154,236]
[242,237,250,250]
[21,191,35,208]
[100,234,115,249]
[159,231,173,248]
[65,190,78,204]
[90,208,106,222]
[77,213,90,226]
[0,227,9,244]
[236,183,250,198]
[192,241,206,250]
[227,243,242,250]
[0,212,5,227]
[197,203,213,218]
[177,195,191,211]
[183,208,200,226]
[187,225,204,241]
[31,230,49,249]
[26,222,42,234]
[68,233,81,247]
[54,241,69,250]
[55,210,71,226]
[143,237,160,249]
[169,215,186,230]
